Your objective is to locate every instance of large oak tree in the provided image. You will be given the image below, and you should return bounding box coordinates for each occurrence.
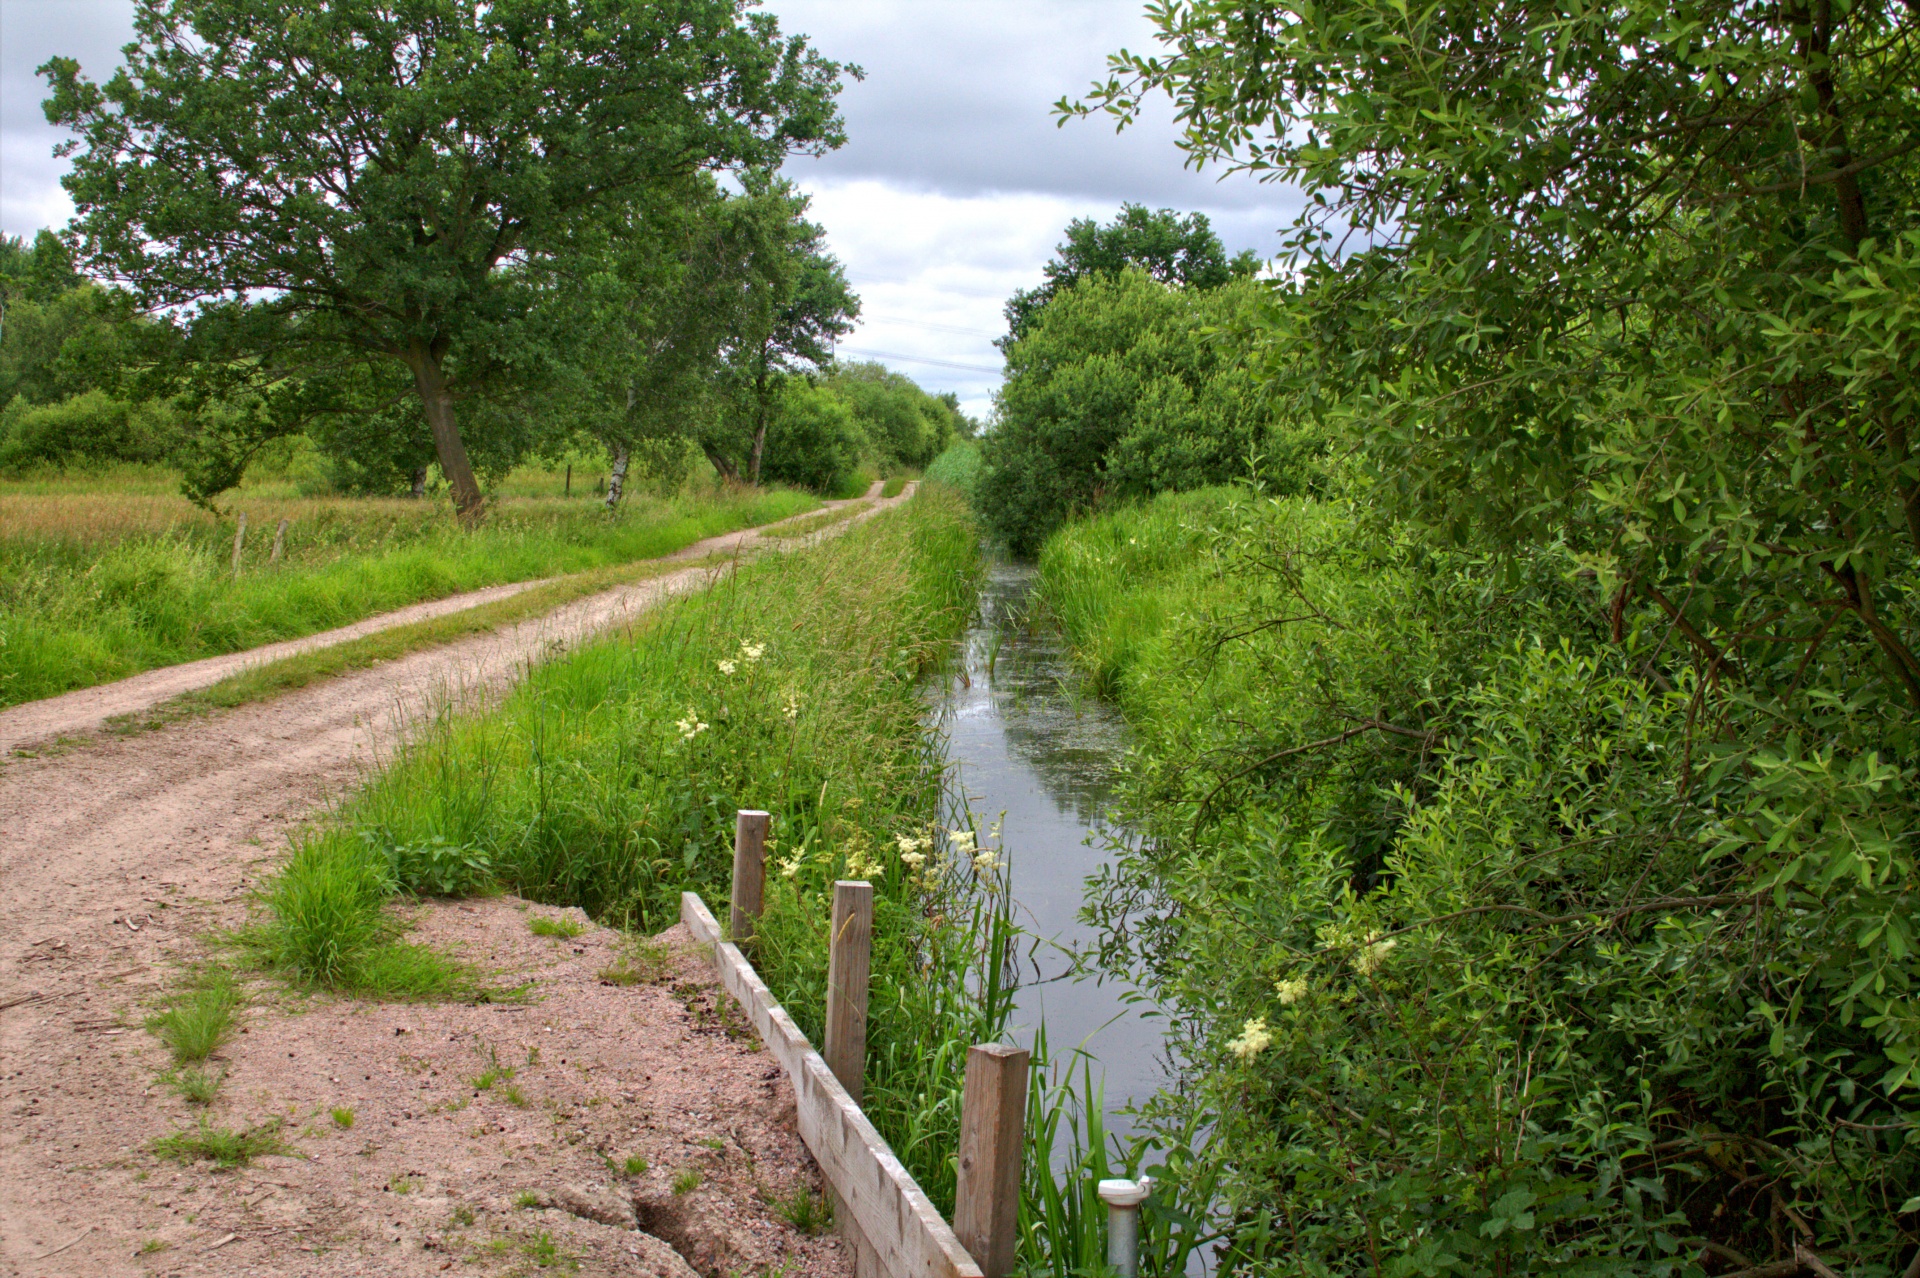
[42,0,850,518]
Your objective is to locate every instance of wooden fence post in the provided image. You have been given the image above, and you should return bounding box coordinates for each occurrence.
[954,1043,1029,1278]
[230,512,247,579]
[729,810,770,942]
[269,517,290,565]
[824,880,872,1104]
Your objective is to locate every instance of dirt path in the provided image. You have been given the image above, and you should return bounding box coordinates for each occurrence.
[0,483,887,757]
[0,484,914,1278]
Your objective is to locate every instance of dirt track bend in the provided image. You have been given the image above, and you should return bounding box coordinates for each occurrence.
[0,482,913,1278]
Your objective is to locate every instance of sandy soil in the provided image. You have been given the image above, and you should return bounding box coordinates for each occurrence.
[0,484,914,1278]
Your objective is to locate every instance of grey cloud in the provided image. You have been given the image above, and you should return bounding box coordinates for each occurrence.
[1,1,135,237]
[767,0,1305,255]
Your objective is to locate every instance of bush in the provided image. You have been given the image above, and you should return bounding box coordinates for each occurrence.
[1040,490,1920,1276]
[760,379,864,494]
[979,272,1315,555]
[0,391,185,471]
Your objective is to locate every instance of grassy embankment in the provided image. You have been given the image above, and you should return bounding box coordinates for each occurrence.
[0,475,817,708]
[247,486,1015,1208]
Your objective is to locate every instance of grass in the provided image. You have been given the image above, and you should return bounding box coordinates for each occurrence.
[597,939,673,987]
[671,1169,701,1195]
[527,915,584,939]
[769,1183,832,1236]
[148,969,241,1064]
[922,442,982,497]
[0,477,817,709]
[152,1117,290,1168]
[111,552,721,731]
[622,1154,648,1177]
[168,1067,223,1105]
[330,1106,355,1129]
[246,489,1026,1221]
[881,475,910,498]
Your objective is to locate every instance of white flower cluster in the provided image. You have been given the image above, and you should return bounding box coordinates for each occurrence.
[782,692,801,723]
[1274,976,1309,1006]
[1353,934,1397,976]
[674,708,708,741]
[717,639,767,678]
[1228,1017,1272,1060]
[895,831,933,869]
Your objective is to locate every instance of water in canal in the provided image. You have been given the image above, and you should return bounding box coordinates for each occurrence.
[929,560,1168,1145]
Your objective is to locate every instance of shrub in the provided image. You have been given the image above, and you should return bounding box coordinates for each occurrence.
[760,379,864,494]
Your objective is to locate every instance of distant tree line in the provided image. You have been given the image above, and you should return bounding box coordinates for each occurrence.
[977,203,1315,553]
[0,0,971,512]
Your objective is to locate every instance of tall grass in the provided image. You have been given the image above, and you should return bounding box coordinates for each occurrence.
[0,482,817,707]
[923,441,982,497]
[252,484,1188,1269]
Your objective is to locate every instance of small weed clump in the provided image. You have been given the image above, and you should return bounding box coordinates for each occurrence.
[152,1117,290,1168]
[770,1183,832,1236]
[671,1169,701,1196]
[330,1107,355,1129]
[168,1067,222,1105]
[148,969,240,1064]
[528,915,584,939]
[597,939,673,987]
[622,1154,648,1177]
[514,1191,541,1209]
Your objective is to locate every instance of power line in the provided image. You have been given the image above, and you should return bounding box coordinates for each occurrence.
[836,347,1004,375]
[857,314,1004,340]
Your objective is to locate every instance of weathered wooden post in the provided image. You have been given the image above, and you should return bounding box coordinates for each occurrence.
[230,512,247,579]
[269,517,290,565]
[729,809,770,942]
[824,880,872,1103]
[954,1043,1029,1278]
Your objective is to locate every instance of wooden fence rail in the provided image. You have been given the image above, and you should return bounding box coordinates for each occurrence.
[679,890,989,1278]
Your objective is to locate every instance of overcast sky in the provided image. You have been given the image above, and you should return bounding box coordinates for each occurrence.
[0,0,1302,420]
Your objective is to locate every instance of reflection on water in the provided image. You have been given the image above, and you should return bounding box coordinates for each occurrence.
[929,560,1166,1142]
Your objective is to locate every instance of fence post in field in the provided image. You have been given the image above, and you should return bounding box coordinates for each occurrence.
[729,810,771,943]
[824,880,872,1104]
[269,517,290,565]
[230,512,247,579]
[954,1042,1029,1278]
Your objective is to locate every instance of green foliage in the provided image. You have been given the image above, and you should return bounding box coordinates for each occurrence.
[0,390,186,471]
[44,0,851,514]
[168,1067,222,1105]
[822,361,957,470]
[1037,2,1920,1269]
[699,177,861,486]
[981,272,1311,554]
[921,442,983,497]
[1040,490,1920,1276]
[1003,203,1259,342]
[527,915,584,940]
[759,378,864,494]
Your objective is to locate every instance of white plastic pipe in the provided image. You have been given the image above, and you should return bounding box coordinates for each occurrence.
[1097,1176,1154,1278]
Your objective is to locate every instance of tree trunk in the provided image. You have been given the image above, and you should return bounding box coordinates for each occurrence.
[605,444,630,509]
[403,342,484,523]
[703,445,740,483]
[409,466,428,499]
[749,374,770,487]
